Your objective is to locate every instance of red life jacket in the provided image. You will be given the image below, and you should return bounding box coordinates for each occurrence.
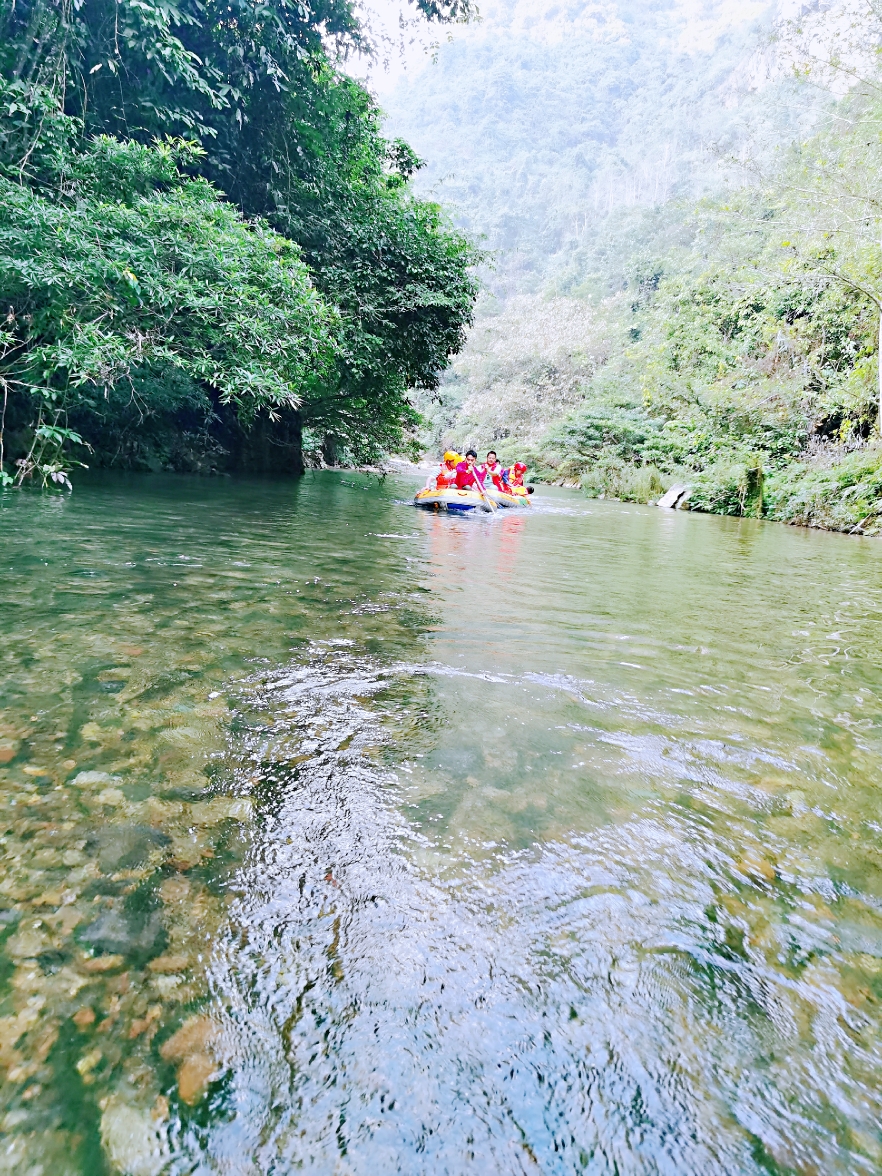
[480,461,503,490]
[455,460,478,489]
[504,464,527,490]
[436,462,457,488]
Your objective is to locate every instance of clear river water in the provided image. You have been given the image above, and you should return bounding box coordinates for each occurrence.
[1,471,881,1175]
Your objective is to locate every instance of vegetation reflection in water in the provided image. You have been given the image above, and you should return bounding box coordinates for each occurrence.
[1,474,881,1175]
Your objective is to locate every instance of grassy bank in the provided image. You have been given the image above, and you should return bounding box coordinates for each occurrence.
[525,446,882,536]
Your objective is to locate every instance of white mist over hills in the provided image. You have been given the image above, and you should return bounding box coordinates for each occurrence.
[359,0,780,89]
[359,0,819,297]
[350,0,879,485]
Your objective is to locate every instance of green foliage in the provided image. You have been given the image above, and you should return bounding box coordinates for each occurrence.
[688,456,766,519]
[0,78,76,183]
[242,70,480,459]
[0,0,480,480]
[0,0,359,143]
[546,407,676,467]
[0,0,474,148]
[763,450,882,533]
[580,461,668,504]
[543,152,882,519]
[0,115,335,485]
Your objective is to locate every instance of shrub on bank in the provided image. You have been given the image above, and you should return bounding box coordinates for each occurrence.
[688,455,765,518]
[579,460,669,503]
[555,441,882,535]
[763,448,882,533]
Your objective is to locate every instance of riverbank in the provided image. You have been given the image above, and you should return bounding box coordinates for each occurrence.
[411,77,882,539]
[395,447,882,537]
[531,443,882,536]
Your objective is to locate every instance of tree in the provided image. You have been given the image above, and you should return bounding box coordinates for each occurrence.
[220,68,479,459]
[0,0,480,472]
[0,101,335,485]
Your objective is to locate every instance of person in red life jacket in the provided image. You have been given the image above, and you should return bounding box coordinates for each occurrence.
[425,450,461,490]
[479,450,504,491]
[455,449,480,489]
[502,460,529,495]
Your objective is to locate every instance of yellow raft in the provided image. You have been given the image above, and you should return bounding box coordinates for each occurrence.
[413,486,531,512]
[485,487,531,508]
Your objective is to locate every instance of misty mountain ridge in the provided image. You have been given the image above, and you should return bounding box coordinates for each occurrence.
[379,0,823,295]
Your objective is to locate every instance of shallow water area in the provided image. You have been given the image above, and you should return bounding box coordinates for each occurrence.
[1,473,881,1174]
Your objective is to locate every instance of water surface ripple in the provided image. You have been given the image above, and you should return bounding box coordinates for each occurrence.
[0,473,880,1175]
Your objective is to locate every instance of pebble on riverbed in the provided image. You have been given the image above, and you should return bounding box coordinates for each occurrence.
[100,1095,170,1176]
[148,954,189,974]
[159,1014,221,1104]
[735,850,777,884]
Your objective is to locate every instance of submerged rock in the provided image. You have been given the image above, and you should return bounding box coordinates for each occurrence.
[95,788,126,807]
[86,825,170,873]
[78,954,126,974]
[159,1015,219,1061]
[72,770,117,787]
[100,1097,170,1176]
[159,878,190,905]
[176,1053,217,1104]
[160,1014,221,1104]
[5,927,49,959]
[736,852,776,884]
[0,742,20,764]
[147,955,188,974]
[78,906,166,963]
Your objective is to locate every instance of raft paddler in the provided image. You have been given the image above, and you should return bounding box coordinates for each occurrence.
[426,450,461,490]
[502,461,529,495]
[455,450,481,490]
[479,450,504,491]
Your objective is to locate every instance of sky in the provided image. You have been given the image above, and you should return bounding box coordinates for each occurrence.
[348,0,443,93]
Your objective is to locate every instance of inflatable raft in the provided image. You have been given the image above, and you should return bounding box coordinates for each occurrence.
[485,487,531,508]
[413,486,531,512]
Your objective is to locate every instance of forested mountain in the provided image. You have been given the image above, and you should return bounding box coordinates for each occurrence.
[0,0,479,483]
[382,0,805,291]
[379,0,882,532]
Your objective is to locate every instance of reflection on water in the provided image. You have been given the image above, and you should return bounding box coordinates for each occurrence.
[1,474,881,1174]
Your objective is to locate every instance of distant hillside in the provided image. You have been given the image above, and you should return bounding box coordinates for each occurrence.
[379,0,808,294]
[375,1,882,536]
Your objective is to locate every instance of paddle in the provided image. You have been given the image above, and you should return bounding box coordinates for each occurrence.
[472,465,497,513]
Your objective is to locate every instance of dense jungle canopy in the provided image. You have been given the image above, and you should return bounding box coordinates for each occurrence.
[0,0,480,483]
[383,0,882,533]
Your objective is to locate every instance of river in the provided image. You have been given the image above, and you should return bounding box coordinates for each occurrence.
[0,471,880,1175]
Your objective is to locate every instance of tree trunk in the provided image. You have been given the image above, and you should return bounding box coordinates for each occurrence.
[321,434,338,467]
